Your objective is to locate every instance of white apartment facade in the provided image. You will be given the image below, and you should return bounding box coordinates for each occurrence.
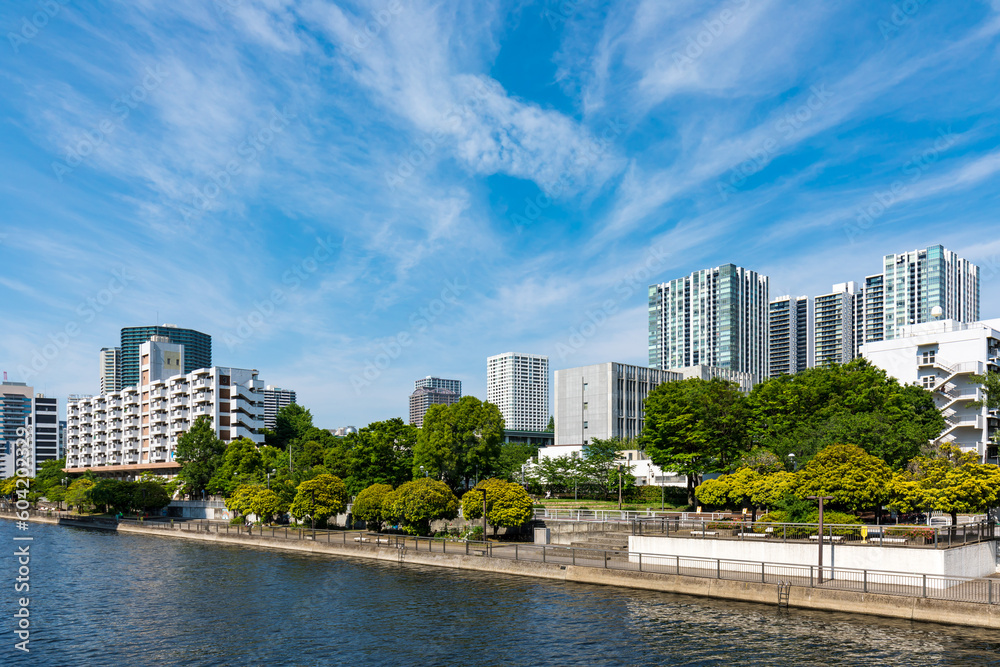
[99,347,121,394]
[814,282,863,366]
[768,295,809,377]
[66,344,264,478]
[863,319,1000,462]
[487,353,549,431]
[263,385,297,431]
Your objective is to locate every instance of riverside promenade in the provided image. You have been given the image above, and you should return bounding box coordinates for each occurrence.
[9,510,1000,629]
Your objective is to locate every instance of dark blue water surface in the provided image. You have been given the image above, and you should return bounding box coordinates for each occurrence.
[3,520,1000,666]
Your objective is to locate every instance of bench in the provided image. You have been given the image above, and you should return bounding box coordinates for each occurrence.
[808,535,844,542]
[689,531,717,536]
[354,536,391,544]
[737,532,767,538]
[870,537,908,544]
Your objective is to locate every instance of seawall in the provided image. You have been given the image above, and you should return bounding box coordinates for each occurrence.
[8,514,1000,629]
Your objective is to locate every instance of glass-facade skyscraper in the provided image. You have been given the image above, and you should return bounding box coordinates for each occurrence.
[649,264,769,381]
[863,245,979,342]
[119,325,211,388]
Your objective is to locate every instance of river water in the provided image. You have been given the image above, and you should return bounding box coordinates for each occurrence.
[3,521,999,666]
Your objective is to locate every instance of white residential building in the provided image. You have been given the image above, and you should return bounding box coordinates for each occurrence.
[487,352,549,431]
[99,347,121,394]
[262,385,297,431]
[814,282,863,366]
[65,347,264,477]
[863,319,1000,462]
[769,295,809,377]
[649,263,769,381]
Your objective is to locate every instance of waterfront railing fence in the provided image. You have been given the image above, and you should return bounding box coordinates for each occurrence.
[15,510,1000,606]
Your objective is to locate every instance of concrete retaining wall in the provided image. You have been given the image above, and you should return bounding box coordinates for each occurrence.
[630,535,997,579]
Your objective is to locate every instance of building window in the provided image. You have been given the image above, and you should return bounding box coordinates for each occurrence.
[921,350,936,365]
[583,421,588,429]
[583,402,588,410]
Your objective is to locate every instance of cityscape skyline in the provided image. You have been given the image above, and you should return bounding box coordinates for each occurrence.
[2,2,1000,428]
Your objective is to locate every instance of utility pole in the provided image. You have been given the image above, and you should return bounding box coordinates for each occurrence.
[808,495,834,583]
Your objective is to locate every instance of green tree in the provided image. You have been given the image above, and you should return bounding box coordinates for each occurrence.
[545,416,554,432]
[413,397,504,488]
[289,474,348,526]
[345,418,416,495]
[175,416,226,497]
[461,478,533,536]
[226,484,288,523]
[746,359,944,466]
[381,478,459,535]
[353,483,394,532]
[796,443,893,515]
[90,480,134,514]
[641,378,749,504]
[65,478,95,513]
[693,478,729,507]
[694,468,764,519]
[494,442,537,483]
[750,471,799,509]
[271,403,313,452]
[207,437,265,497]
[890,444,1000,524]
[133,481,171,515]
[585,437,630,499]
[35,458,67,496]
[738,448,784,474]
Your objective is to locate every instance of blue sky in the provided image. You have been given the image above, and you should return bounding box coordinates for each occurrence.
[2,0,999,428]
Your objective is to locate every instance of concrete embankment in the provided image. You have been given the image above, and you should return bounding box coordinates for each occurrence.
[9,514,1000,628]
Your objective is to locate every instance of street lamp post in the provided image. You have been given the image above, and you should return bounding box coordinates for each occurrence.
[482,488,488,543]
[421,465,427,478]
[267,468,276,490]
[309,489,316,534]
[61,478,68,512]
[618,465,623,511]
[788,453,797,471]
[808,495,834,583]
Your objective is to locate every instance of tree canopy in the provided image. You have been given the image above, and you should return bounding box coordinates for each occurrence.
[795,443,893,513]
[381,478,459,535]
[640,377,749,503]
[353,483,394,532]
[460,478,533,536]
[413,396,504,489]
[745,359,944,467]
[344,418,415,495]
[175,415,226,497]
[227,484,288,523]
[289,474,348,526]
[890,445,1000,523]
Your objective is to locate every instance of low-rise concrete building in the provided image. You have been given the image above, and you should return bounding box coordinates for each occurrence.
[863,318,1000,462]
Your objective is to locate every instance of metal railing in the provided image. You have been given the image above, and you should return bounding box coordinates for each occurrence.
[116,517,1000,605]
[7,511,1000,606]
[533,508,730,522]
[631,517,994,549]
